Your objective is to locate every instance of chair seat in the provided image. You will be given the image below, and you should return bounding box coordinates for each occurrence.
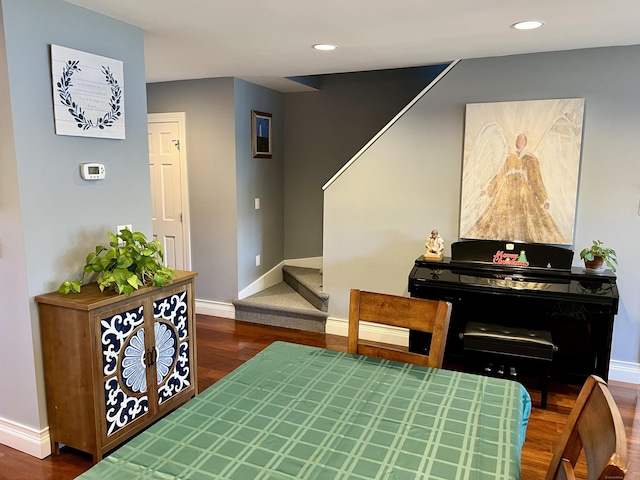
[463,322,556,360]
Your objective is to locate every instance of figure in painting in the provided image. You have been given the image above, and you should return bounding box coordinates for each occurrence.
[424,229,444,261]
[464,133,565,244]
[459,98,585,245]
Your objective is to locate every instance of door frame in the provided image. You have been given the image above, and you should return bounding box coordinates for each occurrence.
[148,112,191,270]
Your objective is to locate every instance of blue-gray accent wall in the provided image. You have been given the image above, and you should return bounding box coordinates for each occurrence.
[0,0,149,451]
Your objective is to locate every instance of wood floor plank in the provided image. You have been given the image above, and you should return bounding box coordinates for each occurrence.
[1,315,638,479]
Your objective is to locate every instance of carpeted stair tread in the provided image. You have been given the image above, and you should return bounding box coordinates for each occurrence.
[282,265,328,298]
[282,265,328,312]
[233,282,328,319]
[232,266,329,333]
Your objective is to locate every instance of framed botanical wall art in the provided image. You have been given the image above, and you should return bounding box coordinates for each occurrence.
[252,110,272,158]
[459,98,585,245]
[50,45,125,139]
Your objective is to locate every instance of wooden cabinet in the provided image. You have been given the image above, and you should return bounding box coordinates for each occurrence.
[36,270,198,462]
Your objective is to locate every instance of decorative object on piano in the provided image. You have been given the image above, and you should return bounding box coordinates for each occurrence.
[580,240,618,273]
[459,98,585,245]
[448,239,574,270]
[424,229,444,261]
[492,248,529,267]
[57,229,176,296]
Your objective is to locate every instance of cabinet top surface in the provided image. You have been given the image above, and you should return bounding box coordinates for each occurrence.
[35,270,198,311]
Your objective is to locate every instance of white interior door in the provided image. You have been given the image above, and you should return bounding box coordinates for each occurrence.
[148,113,190,270]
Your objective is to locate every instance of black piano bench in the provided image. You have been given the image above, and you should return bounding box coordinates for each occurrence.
[461,322,557,408]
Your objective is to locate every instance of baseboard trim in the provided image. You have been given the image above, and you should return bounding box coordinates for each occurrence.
[238,261,285,300]
[608,359,640,384]
[195,299,235,319]
[0,417,51,459]
[326,316,407,346]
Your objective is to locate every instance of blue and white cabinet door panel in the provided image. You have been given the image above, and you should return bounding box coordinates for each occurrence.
[153,288,193,407]
[99,301,151,438]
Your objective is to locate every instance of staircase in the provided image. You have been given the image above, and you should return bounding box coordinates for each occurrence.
[232,265,329,333]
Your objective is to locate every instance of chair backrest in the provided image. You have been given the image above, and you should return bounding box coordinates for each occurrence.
[545,375,628,480]
[347,289,452,368]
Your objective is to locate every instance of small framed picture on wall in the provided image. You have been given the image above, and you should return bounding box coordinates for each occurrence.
[252,110,272,158]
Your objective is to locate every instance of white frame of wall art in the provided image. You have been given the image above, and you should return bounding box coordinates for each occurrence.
[459,98,585,245]
[50,44,125,139]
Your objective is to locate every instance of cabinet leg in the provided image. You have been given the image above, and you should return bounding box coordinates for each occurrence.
[91,451,103,464]
[50,440,60,456]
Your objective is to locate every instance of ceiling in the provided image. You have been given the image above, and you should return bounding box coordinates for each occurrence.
[65,0,640,92]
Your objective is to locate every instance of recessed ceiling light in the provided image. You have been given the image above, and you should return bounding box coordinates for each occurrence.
[313,44,337,51]
[512,20,544,30]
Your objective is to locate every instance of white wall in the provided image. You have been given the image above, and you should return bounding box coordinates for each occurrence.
[324,46,640,382]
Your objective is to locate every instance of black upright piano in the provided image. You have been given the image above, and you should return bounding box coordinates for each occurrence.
[408,239,619,384]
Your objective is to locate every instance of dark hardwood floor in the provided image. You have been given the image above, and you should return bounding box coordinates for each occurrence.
[1,315,638,479]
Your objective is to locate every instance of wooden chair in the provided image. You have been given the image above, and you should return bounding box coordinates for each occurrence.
[348,289,452,368]
[545,375,628,480]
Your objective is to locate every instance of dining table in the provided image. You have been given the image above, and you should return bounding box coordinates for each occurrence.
[78,341,531,479]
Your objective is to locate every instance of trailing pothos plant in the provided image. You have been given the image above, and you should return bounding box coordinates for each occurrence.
[58,229,176,296]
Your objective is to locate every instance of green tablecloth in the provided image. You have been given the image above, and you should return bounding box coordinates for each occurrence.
[79,341,531,479]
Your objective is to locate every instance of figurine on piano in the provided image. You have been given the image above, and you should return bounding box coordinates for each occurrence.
[424,229,444,261]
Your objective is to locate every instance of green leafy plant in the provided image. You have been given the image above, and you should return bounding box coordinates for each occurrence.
[58,229,176,296]
[579,240,618,272]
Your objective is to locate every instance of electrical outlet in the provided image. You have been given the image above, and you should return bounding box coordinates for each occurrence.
[256,255,261,266]
[116,225,132,245]
[117,224,132,235]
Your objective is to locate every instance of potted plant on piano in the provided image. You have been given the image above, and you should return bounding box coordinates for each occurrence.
[579,240,618,273]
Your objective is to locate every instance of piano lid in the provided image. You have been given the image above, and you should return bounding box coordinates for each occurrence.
[450,239,574,272]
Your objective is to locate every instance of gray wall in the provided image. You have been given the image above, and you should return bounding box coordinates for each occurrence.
[324,46,640,371]
[147,69,446,302]
[146,78,285,299]
[0,0,149,439]
[283,66,446,259]
[233,79,284,291]
[147,78,239,301]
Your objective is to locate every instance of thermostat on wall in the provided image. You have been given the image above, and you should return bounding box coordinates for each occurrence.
[80,162,105,180]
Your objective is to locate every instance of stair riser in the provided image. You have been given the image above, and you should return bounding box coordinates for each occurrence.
[235,307,326,333]
[282,268,328,312]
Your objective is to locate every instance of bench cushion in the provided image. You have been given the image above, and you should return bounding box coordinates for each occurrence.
[463,322,556,360]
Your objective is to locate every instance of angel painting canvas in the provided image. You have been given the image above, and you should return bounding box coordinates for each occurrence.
[459,98,585,245]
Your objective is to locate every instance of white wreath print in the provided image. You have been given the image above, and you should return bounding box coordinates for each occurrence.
[56,60,122,131]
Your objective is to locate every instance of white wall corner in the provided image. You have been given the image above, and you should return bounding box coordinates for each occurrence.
[196,299,235,319]
[608,359,640,384]
[0,417,51,459]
